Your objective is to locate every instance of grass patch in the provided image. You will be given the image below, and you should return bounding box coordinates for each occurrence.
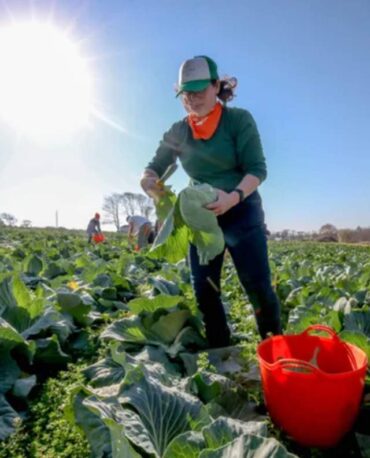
[0,363,90,458]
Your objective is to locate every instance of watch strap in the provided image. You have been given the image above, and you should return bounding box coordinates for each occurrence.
[233,188,244,203]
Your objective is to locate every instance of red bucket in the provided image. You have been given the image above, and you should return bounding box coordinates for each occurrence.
[257,325,368,447]
[93,233,105,243]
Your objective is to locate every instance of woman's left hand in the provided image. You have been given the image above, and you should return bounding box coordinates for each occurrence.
[206,189,239,216]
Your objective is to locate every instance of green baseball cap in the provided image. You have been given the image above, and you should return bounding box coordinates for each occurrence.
[176,55,219,97]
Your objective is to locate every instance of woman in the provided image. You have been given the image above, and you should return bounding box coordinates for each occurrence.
[141,55,281,348]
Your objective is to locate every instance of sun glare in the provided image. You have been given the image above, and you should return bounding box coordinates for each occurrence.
[0,22,93,142]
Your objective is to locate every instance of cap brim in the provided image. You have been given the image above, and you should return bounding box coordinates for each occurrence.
[176,80,211,97]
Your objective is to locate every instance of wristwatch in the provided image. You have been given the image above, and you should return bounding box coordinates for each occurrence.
[233,188,245,203]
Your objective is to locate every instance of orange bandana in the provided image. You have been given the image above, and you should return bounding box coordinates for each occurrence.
[188,102,223,140]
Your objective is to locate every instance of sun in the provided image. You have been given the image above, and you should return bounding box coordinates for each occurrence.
[0,21,93,142]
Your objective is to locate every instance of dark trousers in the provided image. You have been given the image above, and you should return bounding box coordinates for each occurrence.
[137,223,152,249]
[189,194,281,348]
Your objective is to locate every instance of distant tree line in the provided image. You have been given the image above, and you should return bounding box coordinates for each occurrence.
[2,207,369,243]
[0,192,154,233]
[269,224,370,243]
[337,227,370,243]
[0,213,32,228]
[0,213,17,227]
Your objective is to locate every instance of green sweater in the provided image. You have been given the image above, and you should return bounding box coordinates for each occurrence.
[146,107,267,192]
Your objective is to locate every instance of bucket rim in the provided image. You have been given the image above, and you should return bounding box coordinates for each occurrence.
[257,332,368,376]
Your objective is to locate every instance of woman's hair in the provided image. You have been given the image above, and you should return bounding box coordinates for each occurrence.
[213,76,238,103]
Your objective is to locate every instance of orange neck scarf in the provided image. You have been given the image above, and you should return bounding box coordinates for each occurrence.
[188,102,223,140]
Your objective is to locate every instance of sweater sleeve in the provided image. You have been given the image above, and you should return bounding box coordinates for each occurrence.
[233,109,267,183]
[146,121,183,177]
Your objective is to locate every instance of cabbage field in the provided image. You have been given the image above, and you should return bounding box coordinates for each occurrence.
[0,227,369,458]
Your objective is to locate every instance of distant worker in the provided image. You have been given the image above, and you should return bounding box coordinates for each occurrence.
[87,212,102,243]
[127,215,153,250]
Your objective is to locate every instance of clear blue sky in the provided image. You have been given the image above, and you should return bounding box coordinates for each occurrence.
[0,0,369,231]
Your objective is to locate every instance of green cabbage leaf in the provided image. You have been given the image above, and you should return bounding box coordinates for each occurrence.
[150,184,224,265]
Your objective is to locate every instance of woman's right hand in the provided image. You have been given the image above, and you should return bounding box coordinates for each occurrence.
[140,174,166,200]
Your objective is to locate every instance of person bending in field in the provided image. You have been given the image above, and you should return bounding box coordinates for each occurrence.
[126,215,153,251]
[86,212,102,243]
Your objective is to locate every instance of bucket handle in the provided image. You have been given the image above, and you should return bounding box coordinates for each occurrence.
[301,325,339,340]
[277,358,322,374]
[300,325,357,369]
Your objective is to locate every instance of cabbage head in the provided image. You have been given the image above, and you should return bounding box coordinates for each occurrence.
[150,184,225,265]
[179,184,218,232]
